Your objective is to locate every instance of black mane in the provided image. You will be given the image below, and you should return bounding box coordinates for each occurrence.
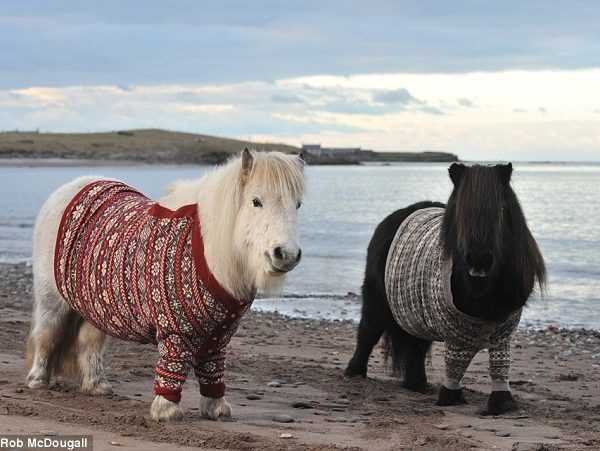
[442,163,546,320]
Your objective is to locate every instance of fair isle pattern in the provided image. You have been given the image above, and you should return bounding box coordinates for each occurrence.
[385,207,521,389]
[55,180,253,402]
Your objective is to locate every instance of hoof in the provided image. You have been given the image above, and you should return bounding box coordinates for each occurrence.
[485,391,519,415]
[151,395,184,422]
[199,396,232,421]
[436,386,467,406]
[81,380,113,396]
[402,381,433,394]
[27,378,47,390]
[343,362,367,378]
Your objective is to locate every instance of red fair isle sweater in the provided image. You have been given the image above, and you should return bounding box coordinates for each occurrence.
[54,180,254,403]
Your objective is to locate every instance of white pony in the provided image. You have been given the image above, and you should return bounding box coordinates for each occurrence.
[26,149,305,422]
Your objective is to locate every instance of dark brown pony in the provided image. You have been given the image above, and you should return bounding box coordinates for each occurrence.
[345,163,546,414]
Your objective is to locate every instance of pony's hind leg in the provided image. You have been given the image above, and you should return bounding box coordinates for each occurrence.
[77,321,112,395]
[26,287,73,389]
[383,322,432,392]
[345,279,388,378]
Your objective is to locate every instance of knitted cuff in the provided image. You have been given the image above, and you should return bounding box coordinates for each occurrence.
[200,382,226,398]
[154,384,182,403]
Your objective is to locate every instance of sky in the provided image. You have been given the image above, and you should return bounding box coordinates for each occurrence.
[1,1,600,161]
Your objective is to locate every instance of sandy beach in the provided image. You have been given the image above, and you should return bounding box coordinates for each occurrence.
[0,262,599,450]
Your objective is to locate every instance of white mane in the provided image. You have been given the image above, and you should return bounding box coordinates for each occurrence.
[160,151,305,300]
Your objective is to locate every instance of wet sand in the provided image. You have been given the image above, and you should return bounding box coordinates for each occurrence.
[1,263,599,450]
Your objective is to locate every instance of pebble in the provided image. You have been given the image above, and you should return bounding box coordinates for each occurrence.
[434,423,450,430]
[325,417,348,423]
[41,430,58,436]
[267,381,282,388]
[280,433,293,439]
[15,388,23,393]
[109,441,121,446]
[460,423,472,428]
[474,425,497,432]
[246,394,261,400]
[514,423,525,427]
[273,414,294,423]
[313,410,329,416]
[292,401,313,409]
[496,431,511,437]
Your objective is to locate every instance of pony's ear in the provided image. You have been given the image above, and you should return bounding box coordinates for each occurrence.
[241,148,253,183]
[448,163,466,186]
[496,163,513,184]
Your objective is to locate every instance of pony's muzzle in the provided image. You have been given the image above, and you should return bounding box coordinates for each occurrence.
[466,249,493,278]
[267,245,301,273]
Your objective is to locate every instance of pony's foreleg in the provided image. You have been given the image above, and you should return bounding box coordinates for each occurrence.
[344,279,388,378]
[194,349,231,420]
[150,348,189,422]
[486,341,518,415]
[151,395,184,422]
[26,285,73,389]
[199,396,231,420]
[77,321,112,395]
[437,342,478,406]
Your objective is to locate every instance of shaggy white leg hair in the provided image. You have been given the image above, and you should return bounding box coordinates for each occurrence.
[199,396,232,420]
[150,395,184,422]
[78,321,112,396]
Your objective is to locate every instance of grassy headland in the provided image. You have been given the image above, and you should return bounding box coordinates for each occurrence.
[0,129,458,164]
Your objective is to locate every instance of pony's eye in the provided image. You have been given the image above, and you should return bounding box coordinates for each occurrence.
[296,201,302,209]
[252,198,263,208]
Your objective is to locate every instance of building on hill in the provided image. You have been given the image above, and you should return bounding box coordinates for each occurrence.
[301,144,362,157]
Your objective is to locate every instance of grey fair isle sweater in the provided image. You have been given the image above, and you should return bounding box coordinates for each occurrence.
[385,208,521,392]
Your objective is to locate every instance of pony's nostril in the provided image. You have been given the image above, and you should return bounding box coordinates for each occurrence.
[273,246,284,260]
[295,249,302,263]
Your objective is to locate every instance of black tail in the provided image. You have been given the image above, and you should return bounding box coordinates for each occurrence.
[382,321,407,377]
[382,320,432,390]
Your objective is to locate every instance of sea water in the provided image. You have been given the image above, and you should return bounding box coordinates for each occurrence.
[1,162,598,329]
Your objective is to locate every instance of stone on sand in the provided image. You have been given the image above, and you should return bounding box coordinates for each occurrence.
[273,414,294,423]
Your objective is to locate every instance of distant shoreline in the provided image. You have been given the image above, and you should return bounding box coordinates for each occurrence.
[0,158,456,168]
[0,129,458,165]
[0,158,144,168]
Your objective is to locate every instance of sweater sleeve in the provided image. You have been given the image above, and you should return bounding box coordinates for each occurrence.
[154,335,193,403]
[488,309,521,391]
[444,341,480,390]
[193,347,227,398]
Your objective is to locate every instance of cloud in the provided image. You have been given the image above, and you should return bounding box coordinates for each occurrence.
[420,106,444,115]
[457,97,475,107]
[270,93,304,104]
[372,88,420,105]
